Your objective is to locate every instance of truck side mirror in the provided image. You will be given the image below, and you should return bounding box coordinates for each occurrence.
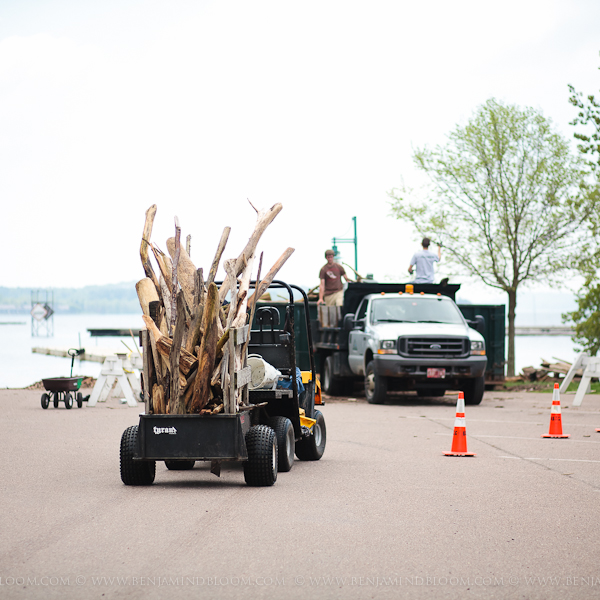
[343,314,355,331]
[468,315,485,336]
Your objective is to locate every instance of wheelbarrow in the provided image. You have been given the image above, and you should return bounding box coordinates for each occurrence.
[40,348,89,409]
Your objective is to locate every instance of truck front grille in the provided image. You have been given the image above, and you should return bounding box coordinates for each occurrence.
[398,337,469,358]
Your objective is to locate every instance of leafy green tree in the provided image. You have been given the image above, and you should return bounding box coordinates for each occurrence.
[563,71,600,355]
[389,98,597,376]
[563,282,600,356]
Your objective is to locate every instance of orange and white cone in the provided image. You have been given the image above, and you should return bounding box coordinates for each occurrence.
[444,392,476,456]
[542,383,570,438]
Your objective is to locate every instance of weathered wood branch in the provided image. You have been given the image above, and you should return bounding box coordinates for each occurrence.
[142,315,198,375]
[247,247,295,309]
[218,203,282,303]
[140,205,161,295]
[207,227,231,286]
[189,282,220,413]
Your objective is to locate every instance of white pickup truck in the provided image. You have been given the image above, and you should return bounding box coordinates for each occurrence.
[342,289,487,404]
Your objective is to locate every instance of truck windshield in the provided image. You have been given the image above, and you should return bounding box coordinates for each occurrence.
[371,297,464,325]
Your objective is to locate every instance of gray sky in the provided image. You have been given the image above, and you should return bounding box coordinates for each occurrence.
[1,0,598,302]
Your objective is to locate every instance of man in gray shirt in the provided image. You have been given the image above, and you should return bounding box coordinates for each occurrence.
[408,237,441,283]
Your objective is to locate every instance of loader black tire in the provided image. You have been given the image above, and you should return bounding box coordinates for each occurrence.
[365,361,387,404]
[41,393,49,409]
[165,460,195,470]
[295,410,326,461]
[120,425,155,485]
[268,416,295,472]
[76,392,83,408]
[53,395,59,408]
[64,392,73,409]
[243,425,277,487]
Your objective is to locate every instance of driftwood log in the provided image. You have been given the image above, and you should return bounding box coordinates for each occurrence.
[135,202,294,415]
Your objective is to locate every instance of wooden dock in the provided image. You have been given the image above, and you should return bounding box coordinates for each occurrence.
[32,347,136,363]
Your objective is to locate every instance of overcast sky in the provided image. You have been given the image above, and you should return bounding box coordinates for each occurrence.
[1,0,598,303]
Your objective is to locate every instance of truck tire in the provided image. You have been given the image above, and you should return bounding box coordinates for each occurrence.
[41,393,49,409]
[323,355,343,396]
[295,410,326,461]
[464,376,485,405]
[365,361,387,404]
[244,425,278,486]
[268,416,295,472]
[165,460,195,470]
[120,425,156,485]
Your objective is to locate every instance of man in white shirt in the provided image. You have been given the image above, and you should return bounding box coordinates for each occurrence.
[408,237,441,283]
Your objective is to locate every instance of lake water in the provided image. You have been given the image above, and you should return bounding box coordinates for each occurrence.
[0,314,580,389]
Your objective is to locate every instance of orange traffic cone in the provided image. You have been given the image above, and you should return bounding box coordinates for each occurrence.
[444,392,476,456]
[542,383,570,438]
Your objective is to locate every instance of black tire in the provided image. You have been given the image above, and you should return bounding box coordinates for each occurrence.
[41,393,49,409]
[120,425,156,485]
[76,392,83,408]
[53,395,59,408]
[64,392,73,409]
[295,410,326,461]
[268,416,295,472]
[365,361,387,404]
[464,376,485,405]
[165,460,195,470]
[417,389,446,398]
[323,355,343,396]
[244,425,277,486]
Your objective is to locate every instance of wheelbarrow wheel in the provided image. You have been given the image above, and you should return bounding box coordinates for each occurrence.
[41,393,49,409]
[64,392,73,409]
[53,394,59,408]
[243,425,277,487]
[120,425,155,485]
[76,392,83,408]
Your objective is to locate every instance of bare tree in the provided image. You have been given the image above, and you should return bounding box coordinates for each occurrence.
[389,99,597,376]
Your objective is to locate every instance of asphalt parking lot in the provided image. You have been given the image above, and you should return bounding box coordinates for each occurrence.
[1,386,600,600]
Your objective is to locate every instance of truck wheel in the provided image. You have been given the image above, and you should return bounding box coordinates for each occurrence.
[244,425,277,486]
[323,356,343,396]
[64,392,73,409]
[365,361,387,404]
[165,460,195,470]
[120,425,155,485]
[295,410,326,461]
[464,376,485,405]
[41,393,49,409]
[268,416,295,472]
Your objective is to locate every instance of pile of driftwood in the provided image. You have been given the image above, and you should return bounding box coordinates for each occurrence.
[520,358,581,382]
[135,203,294,415]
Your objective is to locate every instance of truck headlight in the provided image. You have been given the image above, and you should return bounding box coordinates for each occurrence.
[378,340,397,355]
[470,341,485,356]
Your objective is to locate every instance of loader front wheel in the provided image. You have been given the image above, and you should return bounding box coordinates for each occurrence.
[120,425,155,485]
[244,425,277,486]
[295,410,326,461]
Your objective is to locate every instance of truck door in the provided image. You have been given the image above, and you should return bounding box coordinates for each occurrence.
[348,298,369,374]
